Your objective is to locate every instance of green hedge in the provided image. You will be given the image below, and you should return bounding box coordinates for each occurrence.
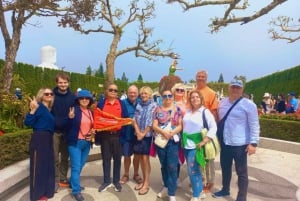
[0,129,31,169]
[1,119,299,169]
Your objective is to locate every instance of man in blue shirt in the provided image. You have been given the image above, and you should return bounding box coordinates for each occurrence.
[213,78,260,201]
[286,92,298,113]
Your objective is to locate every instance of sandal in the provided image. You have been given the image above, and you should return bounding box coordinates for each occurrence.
[133,174,143,184]
[120,174,129,184]
[134,183,143,191]
[138,187,149,195]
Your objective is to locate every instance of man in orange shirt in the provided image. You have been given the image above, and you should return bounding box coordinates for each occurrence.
[96,83,128,193]
[195,70,219,193]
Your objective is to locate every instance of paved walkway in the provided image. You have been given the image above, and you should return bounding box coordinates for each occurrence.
[5,145,300,201]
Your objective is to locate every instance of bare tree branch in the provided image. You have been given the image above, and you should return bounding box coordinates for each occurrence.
[269,16,300,43]
[167,0,288,33]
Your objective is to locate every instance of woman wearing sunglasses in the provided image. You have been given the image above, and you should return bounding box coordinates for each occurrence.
[153,89,183,201]
[24,88,55,201]
[66,89,94,201]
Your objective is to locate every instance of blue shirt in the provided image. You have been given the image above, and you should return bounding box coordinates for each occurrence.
[24,103,55,133]
[290,97,298,111]
[218,97,260,146]
[120,98,138,143]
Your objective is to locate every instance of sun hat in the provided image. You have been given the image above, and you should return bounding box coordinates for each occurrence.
[263,92,270,98]
[288,92,295,96]
[76,89,93,103]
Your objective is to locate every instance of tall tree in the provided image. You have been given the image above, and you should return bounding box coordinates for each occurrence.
[0,1,62,93]
[137,73,143,82]
[58,0,175,83]
[121,72,128,82]
[86,65,92,75]
[167,0,288,33]
[218,73,224,83]
[99,63,105,78]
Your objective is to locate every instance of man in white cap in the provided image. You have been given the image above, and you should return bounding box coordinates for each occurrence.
[213,78,260,201]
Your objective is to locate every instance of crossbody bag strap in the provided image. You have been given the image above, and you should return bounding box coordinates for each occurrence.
[220,96,243,122]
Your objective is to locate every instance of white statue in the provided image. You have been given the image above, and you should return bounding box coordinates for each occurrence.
[38,45,59,69]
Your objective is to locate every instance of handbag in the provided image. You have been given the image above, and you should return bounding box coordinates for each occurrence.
[202,109,220,160]
[149,137,157,157]
[217,97,243,141]
[154,121,172,148]
[154,106,176,149]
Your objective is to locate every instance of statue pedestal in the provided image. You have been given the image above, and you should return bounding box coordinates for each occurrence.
[158,75,182,95]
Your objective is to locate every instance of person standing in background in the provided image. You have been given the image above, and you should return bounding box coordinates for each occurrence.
[195,70,219,192]
[24,88,55,201]
[213,78,260,201]
[66,90,95,201]
[52,72,76,190]
[119,85,143,185]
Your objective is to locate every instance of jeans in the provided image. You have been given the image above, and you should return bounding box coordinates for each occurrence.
[53,132,69,182]
[156,140,179,196]
[184,148,203,197]
[100,132,122,184]
[68,140,91,194]
[220,144,248,201]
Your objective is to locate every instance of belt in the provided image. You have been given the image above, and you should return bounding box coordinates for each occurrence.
[103,131,120,135]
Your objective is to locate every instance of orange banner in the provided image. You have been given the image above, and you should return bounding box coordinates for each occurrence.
[93,108,133,131]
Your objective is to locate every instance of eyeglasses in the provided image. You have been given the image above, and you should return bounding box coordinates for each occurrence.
[162,94,173,99]
[108,88,118,93]
[44,92,53,97]
[79,97,90,100]
[176,88,185,93]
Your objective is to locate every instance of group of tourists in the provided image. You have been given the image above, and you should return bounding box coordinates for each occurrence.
[24,70,260,201]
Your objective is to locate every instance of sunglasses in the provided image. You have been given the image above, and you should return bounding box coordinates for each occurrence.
[162,94,173,99]
[44,92,53,97]
[176,88,185,93]
[79,97,90,100]
[108,88,118,93]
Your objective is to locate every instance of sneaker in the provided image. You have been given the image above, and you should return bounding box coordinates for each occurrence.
[98,183,112,192]
[199,191,206,199]
[169,196,176,201]
[190,197,199,201]
[73,193,84,201]
[59,180,70,187]
[37,196,48,201]
[114,182,122,192]
[212,190,230,198]
[157,187,168,198]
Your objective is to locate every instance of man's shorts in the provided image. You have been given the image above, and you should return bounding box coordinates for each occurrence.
[122,141,134,157]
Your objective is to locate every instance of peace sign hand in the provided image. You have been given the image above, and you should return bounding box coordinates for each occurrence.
[28,96,39,114]
[69,107,75,119]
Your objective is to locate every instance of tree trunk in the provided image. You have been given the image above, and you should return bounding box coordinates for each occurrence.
[2,46,18,93]
[105,31,121,84]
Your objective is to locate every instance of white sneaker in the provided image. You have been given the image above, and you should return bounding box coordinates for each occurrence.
[157,187,168,198]
[169,196,176,201]
[190,197,199,201]
[200,191,206,199]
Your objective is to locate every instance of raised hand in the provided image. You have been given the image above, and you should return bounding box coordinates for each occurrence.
[68,107,75,119]
[28,96,39,114]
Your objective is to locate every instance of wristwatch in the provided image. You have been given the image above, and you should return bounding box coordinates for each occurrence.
[250,143,257,147]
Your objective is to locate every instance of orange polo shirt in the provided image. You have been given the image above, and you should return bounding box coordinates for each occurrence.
[102,99,122,131]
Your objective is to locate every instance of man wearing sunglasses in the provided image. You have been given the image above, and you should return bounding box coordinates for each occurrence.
[96,83,129,193]
[52,72,76,191]
[195,70,219,193]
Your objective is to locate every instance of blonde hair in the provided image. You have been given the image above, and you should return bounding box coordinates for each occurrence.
[140,86,153,96]
[36,88,54,108]
[171,83,186,94]
[186,89,205,109]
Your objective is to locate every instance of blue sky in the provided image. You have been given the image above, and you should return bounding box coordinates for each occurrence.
[1,0,299,83]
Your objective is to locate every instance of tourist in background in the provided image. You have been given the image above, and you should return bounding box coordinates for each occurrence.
[24,88,55,201]
[195,70,218,192]
[276,94,286,114]
[52,72,76,190]
[119,85,143,185]
[97,83,128,192]
[182,89,217,201]
[153,89,183,201]
[66,90,94,201]
[213,78,260,201]
[286,92,298,113]
[132,86,157,195]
